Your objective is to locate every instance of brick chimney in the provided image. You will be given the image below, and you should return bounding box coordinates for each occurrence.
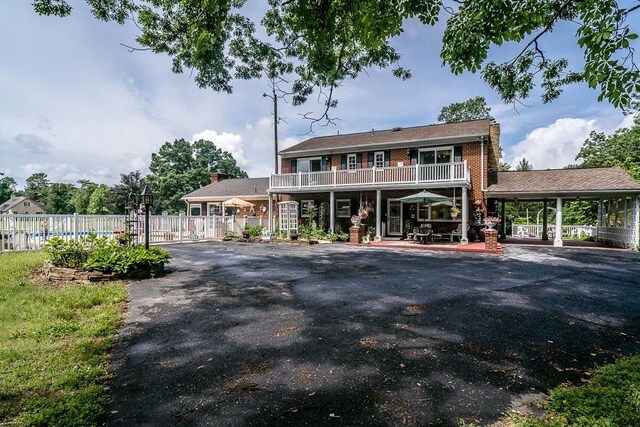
[210,169,228,184]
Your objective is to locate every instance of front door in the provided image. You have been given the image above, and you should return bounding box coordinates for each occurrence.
[387,200,402,235]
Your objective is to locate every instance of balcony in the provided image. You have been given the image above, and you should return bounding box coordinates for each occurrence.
[269,161,470,191]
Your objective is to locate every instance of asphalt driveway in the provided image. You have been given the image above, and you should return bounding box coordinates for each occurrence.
[105,242,640,426]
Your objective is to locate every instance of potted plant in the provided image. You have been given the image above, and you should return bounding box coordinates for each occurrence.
[450,206,461,219]
[242,229,249,239]
[483,216,500,229]
[290,230,298,241]
[351,215,362,226]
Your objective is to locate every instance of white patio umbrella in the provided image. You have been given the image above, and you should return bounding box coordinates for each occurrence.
[397,191,448,204]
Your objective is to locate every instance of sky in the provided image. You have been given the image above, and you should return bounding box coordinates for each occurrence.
[0,2,636,189]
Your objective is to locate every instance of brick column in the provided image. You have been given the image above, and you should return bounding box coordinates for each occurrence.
[484,229,498,250]
[350,225,363,244]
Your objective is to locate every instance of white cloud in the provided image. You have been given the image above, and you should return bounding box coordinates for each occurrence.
[192,129,249,169]
[616,114,637,131]
[508,118,599,169]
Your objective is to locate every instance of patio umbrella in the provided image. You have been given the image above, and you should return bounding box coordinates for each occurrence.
[223,197,255,208]
[397,191,448,204]
[431,200,453,207]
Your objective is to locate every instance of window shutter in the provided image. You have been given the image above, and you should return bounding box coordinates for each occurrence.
[290,159,297,173]
[367,152,374,167]
[410,149,418,165]
[384,150,391,167]
[454,146,463,162]
[321,157,328,171]
[341,154,347,170]
[356,153,362,169]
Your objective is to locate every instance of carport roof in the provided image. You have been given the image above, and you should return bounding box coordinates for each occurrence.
[182,177,269,201]
[485,166,640,200]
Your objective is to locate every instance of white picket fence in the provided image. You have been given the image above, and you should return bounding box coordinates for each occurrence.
[511,224,598,239]
[0,213,264,253]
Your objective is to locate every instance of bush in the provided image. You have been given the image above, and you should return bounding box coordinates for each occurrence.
[44,236,170,278]
[244,225,264,237]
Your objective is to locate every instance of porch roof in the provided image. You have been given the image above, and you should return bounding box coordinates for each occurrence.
[182,177,269,201]
[485,166,640,200]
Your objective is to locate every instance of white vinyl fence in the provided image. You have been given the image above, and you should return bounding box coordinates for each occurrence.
[0,213,250,253]
[511,224,598,239]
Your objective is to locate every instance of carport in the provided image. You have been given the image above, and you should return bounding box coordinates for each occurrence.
[485,166,640,248]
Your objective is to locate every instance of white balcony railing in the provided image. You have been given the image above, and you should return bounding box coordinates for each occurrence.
[270,161,470,190]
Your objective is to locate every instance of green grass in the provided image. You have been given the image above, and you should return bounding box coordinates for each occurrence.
[0,251,127,426]
[495,355,640,427]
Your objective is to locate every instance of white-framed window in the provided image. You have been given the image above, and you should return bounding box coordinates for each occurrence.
[374,151,384,168]
[416,202,431,221]
[207,203,222,216]
[347,154,357,170]
[301,200,314,217]
[189,205,202,216]
[298,157,322,173]
[419,146,453,165]
[336,199,351,217]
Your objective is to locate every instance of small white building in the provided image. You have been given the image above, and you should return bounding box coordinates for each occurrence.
[0,196,45,214]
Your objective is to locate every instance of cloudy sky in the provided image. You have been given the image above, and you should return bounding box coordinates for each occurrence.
[0,2,635,189]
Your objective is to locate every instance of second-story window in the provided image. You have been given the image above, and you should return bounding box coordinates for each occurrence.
[374,151,384,168]
[347,154,357,170]
[419,147,453,165]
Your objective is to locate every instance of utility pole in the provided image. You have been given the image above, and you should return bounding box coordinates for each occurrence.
[263,86,279,174]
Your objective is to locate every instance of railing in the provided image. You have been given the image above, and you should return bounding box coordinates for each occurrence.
[0,213,248,253]
[270,161,470,189]
[511,224,598,239]
[597,227,634,248]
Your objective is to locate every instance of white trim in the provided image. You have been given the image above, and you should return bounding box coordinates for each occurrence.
[182,195,269,201]
[189,204,203,216]
[416,202,431,221]
[297,157,322,173]
[418,146,454,165]
[347,154,357,170]
[301,199,314,217]
[374,151,385,168]
[207,202,222,216]
[387,199,403,236]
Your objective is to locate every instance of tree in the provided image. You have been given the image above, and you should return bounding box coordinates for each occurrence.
[25,173,50,207]
[33,0,640,120]
[71,179,98,214]
[575,115,640,181]
[516,158,534,171]
[145,139,248,214]
[108,171,145,214]
[46,182,76,214]
[87,184,111,214]
[438,96,492,123]
[0,173,17,204]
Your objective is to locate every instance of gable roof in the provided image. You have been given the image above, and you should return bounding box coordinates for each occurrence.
[485,167,640,200]
[280,119,491,156]
[0,196,44,212]
[182,178,269,200]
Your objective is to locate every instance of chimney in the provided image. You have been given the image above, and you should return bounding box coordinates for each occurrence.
[210,169,228,184]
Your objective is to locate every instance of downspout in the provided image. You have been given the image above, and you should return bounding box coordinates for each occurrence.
[480,136,485,191]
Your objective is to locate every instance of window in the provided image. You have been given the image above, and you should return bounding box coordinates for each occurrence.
[347,154,357,170]
[336,199,351,217]
[24,202,30,206]
[374,151,384,168]
[301,200,315,217]
[189,205,202,216]
[298,157,322,172]
[207,203,222,216]
[416,202,431,221]
[419,147,453,165]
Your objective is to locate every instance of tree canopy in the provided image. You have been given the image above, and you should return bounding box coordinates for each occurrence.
[33,0,640,122]
[145,138,248,213]
[438,96,492,123]
[0,173,17,205]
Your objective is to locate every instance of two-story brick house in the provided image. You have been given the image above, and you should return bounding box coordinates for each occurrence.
[267,119,501,243]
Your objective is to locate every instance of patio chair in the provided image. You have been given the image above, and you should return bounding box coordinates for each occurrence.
[449,223,463,242]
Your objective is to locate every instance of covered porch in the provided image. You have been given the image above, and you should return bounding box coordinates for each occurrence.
[486,167,640,249]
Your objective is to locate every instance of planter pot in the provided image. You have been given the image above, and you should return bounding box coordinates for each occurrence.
[484,221,497,230]
[451,213,459,219]
[351,219,361,226]
[290,235,298,241]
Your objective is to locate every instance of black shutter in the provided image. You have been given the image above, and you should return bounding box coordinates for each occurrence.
[410,149,418,165]
[341,154,347,170]
[384,150,391,167]
[321,157,328,171]
[356,153,362,169]
[290,159,297,173]
[454,146,463,162]
[368,152,374,167]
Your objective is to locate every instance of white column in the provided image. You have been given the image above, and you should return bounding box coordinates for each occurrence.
[633,196,639,249]
[268,194,273,232]
[461,186,468,244]
[375,189,382,241]
[554,197,563,247]
[329,191,335,234]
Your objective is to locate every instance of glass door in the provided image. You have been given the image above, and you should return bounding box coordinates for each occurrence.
[387,200,403,235]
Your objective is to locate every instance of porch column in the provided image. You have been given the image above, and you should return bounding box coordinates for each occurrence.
[461,186,469,244]
[633,196,640,249]
[542,200,549,241]
[554,197,563,247]
[329,191,335,234]
[375,189,382,241]
[268,194,273,232]
[500,200,506,239]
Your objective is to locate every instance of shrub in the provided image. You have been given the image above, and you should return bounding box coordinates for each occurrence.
[44,236,170,278]
[244,225,264,237]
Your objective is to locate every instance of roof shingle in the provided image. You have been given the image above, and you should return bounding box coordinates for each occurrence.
[280,119,491,155]
[182,178,269,199]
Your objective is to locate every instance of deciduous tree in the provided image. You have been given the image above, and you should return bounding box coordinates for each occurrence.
[0,173,17,205]
[108,170,145,214]
[438,96,492,123]
[25,173,50,207]
[46,182,75,214]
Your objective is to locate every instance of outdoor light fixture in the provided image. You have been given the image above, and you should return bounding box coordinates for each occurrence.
[141,186,154,249]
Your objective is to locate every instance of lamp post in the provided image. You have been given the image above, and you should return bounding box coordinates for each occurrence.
[141,186,154,249]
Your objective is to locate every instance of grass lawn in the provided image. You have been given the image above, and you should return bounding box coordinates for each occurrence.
[0,251,127,426]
